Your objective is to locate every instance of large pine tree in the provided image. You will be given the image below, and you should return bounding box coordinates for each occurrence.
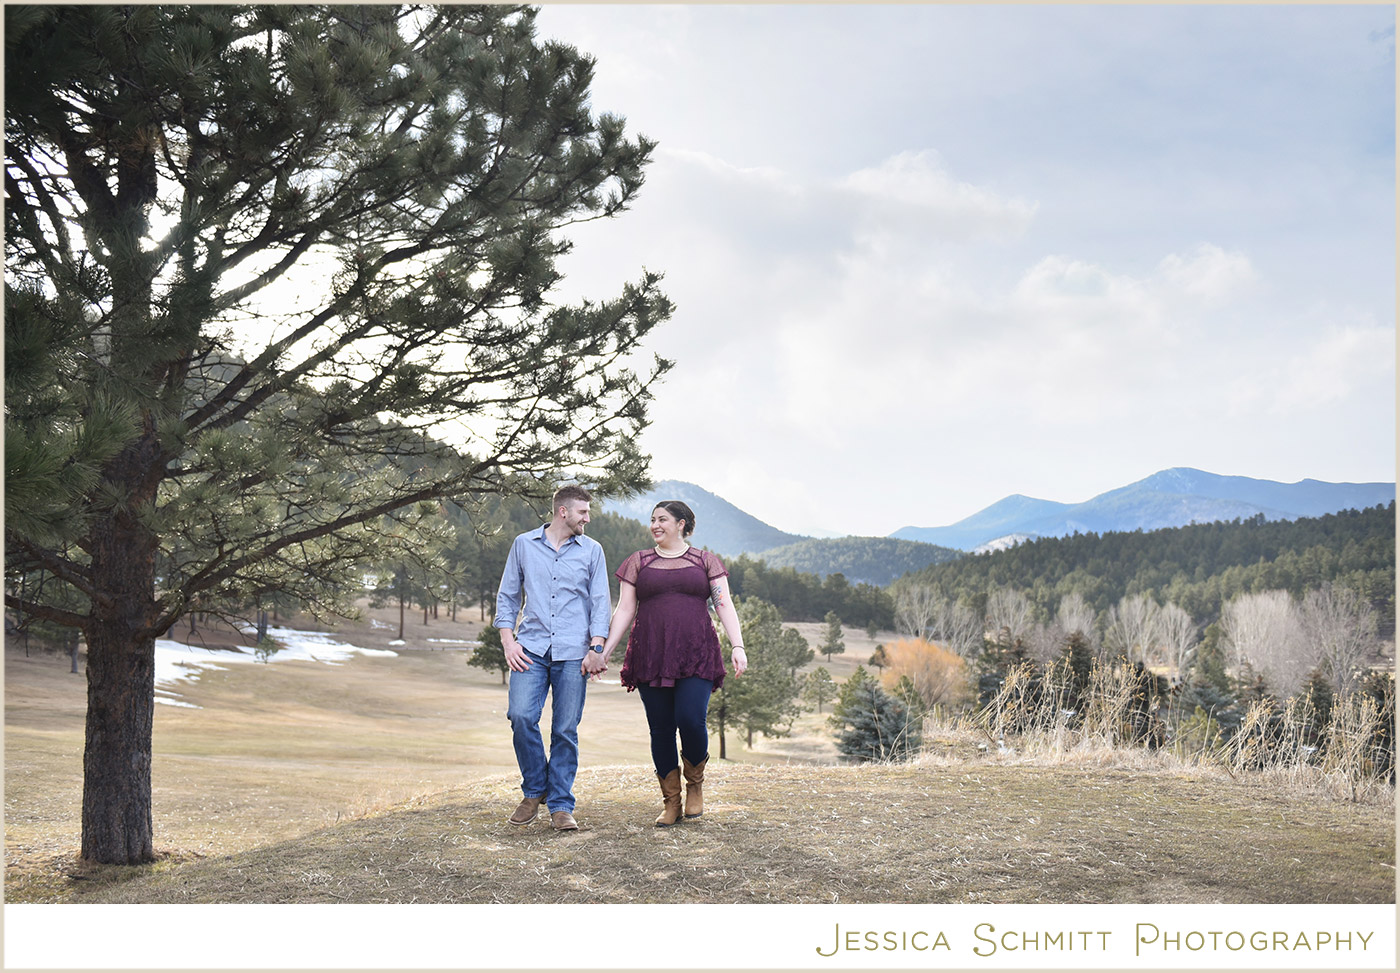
[5,4,671,864]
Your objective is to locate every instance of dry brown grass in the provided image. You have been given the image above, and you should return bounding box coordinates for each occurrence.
[964,661,1397,809]
[43,761,1397,905]
[5,612,1394,905]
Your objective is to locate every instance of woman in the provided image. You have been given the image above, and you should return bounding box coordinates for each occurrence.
[597,500,747,826]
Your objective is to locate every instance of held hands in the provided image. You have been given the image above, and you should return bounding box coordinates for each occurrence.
[731,646,748,677]
[581,649,608,680]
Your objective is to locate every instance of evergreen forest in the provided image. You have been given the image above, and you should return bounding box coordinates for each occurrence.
[897,503,1395,634]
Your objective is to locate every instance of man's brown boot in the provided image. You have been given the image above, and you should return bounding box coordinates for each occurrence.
[655,768,682,827]
[508,796,542,826]
[681,756,707,819]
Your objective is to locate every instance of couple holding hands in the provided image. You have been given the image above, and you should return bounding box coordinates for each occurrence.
[493,486,747,831]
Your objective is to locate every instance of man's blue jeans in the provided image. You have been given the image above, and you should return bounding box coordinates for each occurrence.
[506,648,588,814]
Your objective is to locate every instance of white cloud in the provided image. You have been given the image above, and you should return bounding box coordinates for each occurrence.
[841,150,1038,242]
[533,3,1394,534]
[1156,244,1258,303]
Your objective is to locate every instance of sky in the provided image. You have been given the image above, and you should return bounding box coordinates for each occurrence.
[520,3,1396,539]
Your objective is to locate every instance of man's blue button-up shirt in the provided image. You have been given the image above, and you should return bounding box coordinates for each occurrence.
[494,525,611,662]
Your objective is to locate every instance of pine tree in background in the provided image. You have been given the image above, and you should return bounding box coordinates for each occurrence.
[834,680,922,763]
[1192,622,1233,692]
[5,4,671,864]
[828,664,871,730]
[1062,630,1095,714]
[890,673,926,721]
[776,625,814,677]
[468,627,509,686]
[708,598,801,755]
[819,610,846,662]
[801,666,836,714]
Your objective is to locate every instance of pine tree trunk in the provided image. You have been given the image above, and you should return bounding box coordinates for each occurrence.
[82,619,156,864]
[82,424,162,865]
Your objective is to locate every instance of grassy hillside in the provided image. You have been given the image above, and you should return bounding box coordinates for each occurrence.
[5,607,1391,905]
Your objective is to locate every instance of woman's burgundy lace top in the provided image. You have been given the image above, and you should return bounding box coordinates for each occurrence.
[615,547,728,691]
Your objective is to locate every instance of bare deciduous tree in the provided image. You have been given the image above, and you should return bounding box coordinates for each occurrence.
[1104,593,1160,664]
[1220,590,1312,697]
[1300,583,1377,694]
[893,581,940,639]
[938,599,985,660]
[1027,621,1063,665]
[1157,602,1198,680]
[1056,592,1097,643]
[892,581,984,660]
[985,586,1033,647]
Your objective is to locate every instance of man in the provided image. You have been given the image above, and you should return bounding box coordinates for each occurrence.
[495,484,611,831]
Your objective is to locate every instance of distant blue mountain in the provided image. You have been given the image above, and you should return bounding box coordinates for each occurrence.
[891,494,1074,552]
[601,480,805,557]
[892,468,1395,552]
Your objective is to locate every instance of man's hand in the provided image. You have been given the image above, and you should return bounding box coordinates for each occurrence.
[503,634,532,672]
[581,650,608,679]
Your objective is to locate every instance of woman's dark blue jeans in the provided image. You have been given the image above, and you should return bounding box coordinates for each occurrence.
[636,676,713,777]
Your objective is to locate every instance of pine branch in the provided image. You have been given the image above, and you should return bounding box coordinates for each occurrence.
[4,593,90,631]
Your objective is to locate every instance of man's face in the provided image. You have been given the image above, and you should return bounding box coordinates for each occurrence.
[560,500,591,535]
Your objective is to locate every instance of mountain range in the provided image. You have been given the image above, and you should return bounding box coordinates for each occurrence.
[892,468,1395,551]
[604,468,1395,584]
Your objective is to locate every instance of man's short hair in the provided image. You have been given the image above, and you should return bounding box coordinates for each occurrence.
[552,484,593,511]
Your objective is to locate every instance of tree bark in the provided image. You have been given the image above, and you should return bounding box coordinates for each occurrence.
[81,426,162,864]
[81,620,156,864]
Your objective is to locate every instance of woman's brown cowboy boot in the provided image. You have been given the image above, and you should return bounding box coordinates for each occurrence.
[681,756,707,818]
[655,768,683,827]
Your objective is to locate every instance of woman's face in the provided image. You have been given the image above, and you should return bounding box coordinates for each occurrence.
[650,507,685,546]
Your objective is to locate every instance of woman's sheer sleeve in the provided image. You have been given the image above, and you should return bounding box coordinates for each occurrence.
[703,549,728,580]
[615,549,642,585]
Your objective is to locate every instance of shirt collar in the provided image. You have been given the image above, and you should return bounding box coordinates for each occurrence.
[535,524,580,547]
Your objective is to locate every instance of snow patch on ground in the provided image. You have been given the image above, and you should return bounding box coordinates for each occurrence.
[154,627,396,708]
